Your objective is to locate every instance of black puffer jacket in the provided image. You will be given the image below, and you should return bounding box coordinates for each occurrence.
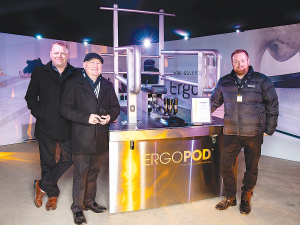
[211,66,279,136]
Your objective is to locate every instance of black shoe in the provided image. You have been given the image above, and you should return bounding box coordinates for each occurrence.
[215,197,237,210]
[240,200,251,215]
[73,211,87,225]
[85,202,107,213]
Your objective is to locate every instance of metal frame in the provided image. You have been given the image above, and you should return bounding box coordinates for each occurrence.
[160,49,222,96]
[114,46,141,124]
[99,5,225,214]
[100,4,175,97]
[100,4,175,125]
[100,5,222,120]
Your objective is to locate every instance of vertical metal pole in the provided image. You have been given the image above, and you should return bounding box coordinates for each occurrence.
[159,9,164,86]
[216,54,222,84]
[202,54,207,96]
[197,52,204,97]
[133,45,141,94]
[111,5,119,213]
[113,4,119,100]
[127,48,137,124]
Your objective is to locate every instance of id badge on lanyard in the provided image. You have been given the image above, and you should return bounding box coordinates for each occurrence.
[236,80,244,103]
[237,94,243,102]
[235,76,246,103]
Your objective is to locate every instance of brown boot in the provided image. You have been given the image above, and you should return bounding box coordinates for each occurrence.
[34,180,45,208]
[215,197,237,210]
[240,200,251,215]
[46,197,57,211]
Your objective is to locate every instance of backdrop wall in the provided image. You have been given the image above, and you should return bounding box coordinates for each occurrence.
[164,23,300,137]
[0,33,113,146]
[1,23,300,147]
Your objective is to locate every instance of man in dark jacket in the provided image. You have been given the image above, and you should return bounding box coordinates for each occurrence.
[212,49,279,215]
[60,52,120,225]
[25,41,81,210]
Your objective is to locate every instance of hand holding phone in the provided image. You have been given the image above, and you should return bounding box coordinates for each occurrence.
[89,114,101,124]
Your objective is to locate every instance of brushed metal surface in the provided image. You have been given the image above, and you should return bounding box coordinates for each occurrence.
[109,106,223,142]
[109,135,222,213]
[109,106,224,213]
[109,126,212,142]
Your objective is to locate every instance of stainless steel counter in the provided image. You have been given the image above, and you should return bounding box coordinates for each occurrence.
[109,106,224,213]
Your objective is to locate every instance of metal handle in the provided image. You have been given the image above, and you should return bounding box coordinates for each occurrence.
[131,46,141,95]
[114,46,141,95]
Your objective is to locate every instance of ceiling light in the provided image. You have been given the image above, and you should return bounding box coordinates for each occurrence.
[82,39,90,45]
[173,29,190,38]
[143,39,151,48]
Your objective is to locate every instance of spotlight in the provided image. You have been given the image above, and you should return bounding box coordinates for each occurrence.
[35,34,42,39]
[234,26,244,33]
[82,39,90,45]
[173,29,190,40]
[143,39,151,48]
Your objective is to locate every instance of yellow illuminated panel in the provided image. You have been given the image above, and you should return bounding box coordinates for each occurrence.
[0,152,39,164]
[27,114,33,140]
[113,136,217,213]
[119,143,140,211]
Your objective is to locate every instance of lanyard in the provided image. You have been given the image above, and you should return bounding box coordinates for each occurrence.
[234,76,249,94]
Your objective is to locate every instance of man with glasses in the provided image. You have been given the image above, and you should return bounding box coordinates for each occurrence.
[60,52,120,224]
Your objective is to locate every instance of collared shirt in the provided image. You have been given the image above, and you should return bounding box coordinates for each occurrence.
[52,63,68,83]
[82,71,101,98]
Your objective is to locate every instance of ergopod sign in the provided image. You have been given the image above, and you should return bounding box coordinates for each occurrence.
[143,148,212,166]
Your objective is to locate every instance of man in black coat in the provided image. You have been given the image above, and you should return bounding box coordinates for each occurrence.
[211,49,279,215]
[60,52,120,225]
[25,41,81,210]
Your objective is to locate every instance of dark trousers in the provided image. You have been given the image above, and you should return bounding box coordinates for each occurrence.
[222,134,263,201]
[71,154,104,213]
[38,139,73,197]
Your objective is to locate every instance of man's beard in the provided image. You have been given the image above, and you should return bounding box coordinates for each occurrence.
[234,66,249,76]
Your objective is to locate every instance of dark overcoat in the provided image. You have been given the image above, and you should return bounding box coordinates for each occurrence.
[60,73,120,155]
[25,61,81,140]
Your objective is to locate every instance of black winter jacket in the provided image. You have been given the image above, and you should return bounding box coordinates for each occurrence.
[211,66,279,136]
[25,61,81,140]
[60,73,120,155]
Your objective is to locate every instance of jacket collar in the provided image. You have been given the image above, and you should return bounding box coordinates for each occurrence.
[44,61,76,83]
[76,73,110,103]
[229,66,254,81]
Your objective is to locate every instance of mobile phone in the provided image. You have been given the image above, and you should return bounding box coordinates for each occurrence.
[98,109,109,117]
